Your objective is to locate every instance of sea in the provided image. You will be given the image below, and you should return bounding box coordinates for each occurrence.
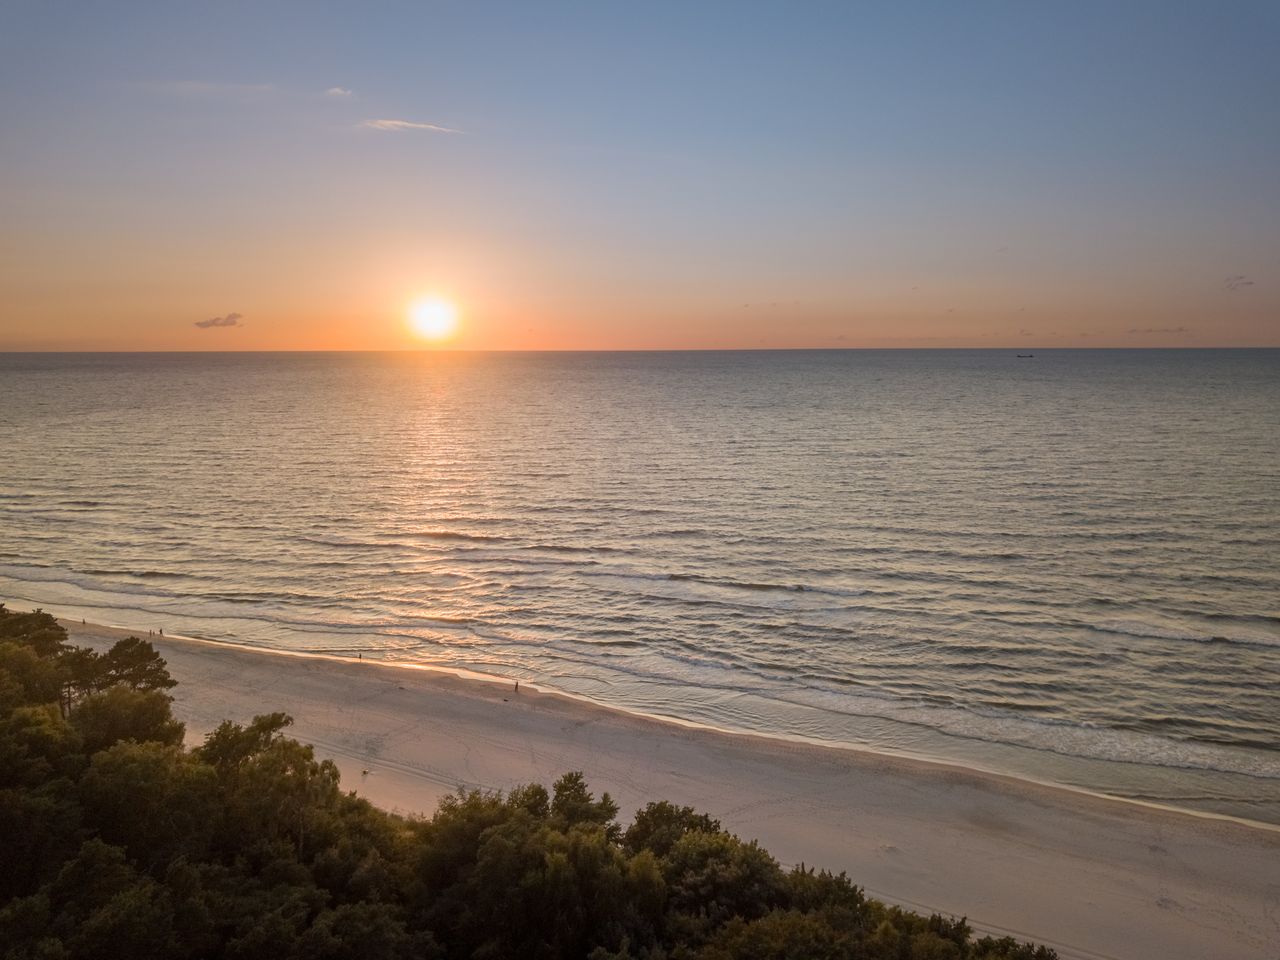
[1,349,1277,825]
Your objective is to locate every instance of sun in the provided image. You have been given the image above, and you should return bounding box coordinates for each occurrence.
[408,297,459,341]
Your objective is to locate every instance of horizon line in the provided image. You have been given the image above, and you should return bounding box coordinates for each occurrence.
[1,345,1278,355]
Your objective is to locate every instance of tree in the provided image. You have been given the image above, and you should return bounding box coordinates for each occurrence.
[100,637,176,692]
[69,687,185,755]
[0,607,71,659]
[784,865,866,916]
[78,742,218,869]
[551,771,621,841]
[662,830,787,932]
[57,646,107,717]
[222,735,341,856]
[0,779,84,902]
[413,788,514,904]
[0,705,82,788]
[0,642,63,712]
[195,713,292,776]
[698,910,858,960]
[295,902,432,960]
[66,881,181,960]
[624,801,722,858]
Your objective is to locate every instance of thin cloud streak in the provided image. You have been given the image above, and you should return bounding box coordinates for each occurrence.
[195,312,243,329]
[361,118,460,133]
[325,87,355,99]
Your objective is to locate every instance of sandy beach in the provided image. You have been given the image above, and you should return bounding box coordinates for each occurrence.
[67,618,1278,960]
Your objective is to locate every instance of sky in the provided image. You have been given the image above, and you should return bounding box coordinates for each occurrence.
[1,1,1277,350]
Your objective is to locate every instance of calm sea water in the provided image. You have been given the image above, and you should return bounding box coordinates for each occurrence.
[1,350,1277,823]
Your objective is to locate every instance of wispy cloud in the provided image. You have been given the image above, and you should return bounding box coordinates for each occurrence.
[1127,326,1190,335]
[195,312,243,329]
[325,87,355,99]
[361,118,460,133]
[1224,274,1255,291]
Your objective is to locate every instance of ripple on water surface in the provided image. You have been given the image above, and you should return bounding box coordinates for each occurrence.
[1,349,1278,823]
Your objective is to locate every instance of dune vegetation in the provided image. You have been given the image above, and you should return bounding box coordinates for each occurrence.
[0,605,1054,959]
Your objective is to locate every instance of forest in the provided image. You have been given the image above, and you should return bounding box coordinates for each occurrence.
[0,605,1055,959]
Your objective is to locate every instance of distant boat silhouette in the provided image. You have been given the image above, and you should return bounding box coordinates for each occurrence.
[1017,353,1034,358]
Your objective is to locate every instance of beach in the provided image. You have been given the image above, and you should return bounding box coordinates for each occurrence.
[67,618,1279,960]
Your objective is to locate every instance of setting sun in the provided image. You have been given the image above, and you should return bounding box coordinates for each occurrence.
[408,298,459,341]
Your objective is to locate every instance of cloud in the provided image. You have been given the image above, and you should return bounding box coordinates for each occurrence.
[194,312,243,329]
[325,87,355,99]
[1127,326,1189,335]
[361,118,460,133]
[1224,274,1255,291]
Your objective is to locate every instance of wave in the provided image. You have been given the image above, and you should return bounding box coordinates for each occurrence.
[1085,617,1280,649]
[298,536,412,550]
[431,635,1280,782]
[82,568,197,580]
[0,566,382,617]
[5,567,1278,790]
[405,530,514,544]
[1195,609,1280,627]
[578,568,873,602]
[516,543,630,555]
[0,583,478,639]
[723,677,1280,781]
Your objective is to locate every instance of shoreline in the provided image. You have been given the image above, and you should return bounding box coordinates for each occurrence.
[57,611,1280,837]
[45,611,1280,960]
